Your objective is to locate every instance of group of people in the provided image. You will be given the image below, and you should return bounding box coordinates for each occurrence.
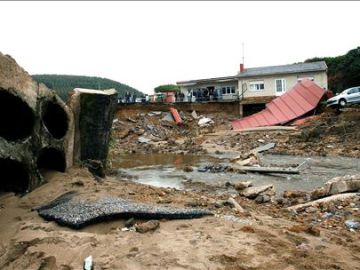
[186,88,222,102]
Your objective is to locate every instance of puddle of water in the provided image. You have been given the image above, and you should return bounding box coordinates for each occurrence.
[113,153,360,194]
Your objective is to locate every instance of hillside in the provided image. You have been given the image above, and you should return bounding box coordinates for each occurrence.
[32,74,143,101]
[305,46,360,93]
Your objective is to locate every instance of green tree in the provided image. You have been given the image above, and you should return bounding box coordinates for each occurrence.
[32,74,143,102]
[305,47,360,93]
[154,84,180,93]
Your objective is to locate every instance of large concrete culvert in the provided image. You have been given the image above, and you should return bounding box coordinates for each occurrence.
[42,101,69,139]
[0,158,29,193]
[37,147,66,173]
[0,89,35,141]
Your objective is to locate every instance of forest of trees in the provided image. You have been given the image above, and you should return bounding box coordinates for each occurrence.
[305,46,360,93]
[32,74,143,102]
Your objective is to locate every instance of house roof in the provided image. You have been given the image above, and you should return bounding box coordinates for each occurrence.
[231,79,326,130]
[177,61,327,86]
[237,61,327,78]
[177,75,238,86]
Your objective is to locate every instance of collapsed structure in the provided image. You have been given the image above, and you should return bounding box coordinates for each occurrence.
[0,52,74,193]
[0,53,117,193]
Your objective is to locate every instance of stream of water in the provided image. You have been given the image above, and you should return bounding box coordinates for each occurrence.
[113,153,360,194]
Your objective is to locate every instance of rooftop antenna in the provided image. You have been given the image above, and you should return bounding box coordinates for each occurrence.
[242,42,245,65]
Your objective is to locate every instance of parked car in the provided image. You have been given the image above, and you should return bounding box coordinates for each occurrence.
[326,86,360,107]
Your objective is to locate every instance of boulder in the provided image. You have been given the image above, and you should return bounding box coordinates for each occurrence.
[239,184,274,199]
[233,181,253,191]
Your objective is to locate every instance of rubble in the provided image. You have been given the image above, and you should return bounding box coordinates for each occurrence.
[311,174,360,200]
[239,184,275,199]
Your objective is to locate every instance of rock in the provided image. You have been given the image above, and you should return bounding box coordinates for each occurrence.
[235,155,259,166]
[240,185,274,199]
[345,220,360,230]
[214,200,226,208]
[305,206,318,213]
[254,194,271,204]
[233,181,253,191]
[138,136,152,144]
[135,220,160,233]
[125,217,136,228]
[283,190,308,199]
[83,159,105,178]
[227,197,245,213]
[183,166,194,172]
[311,187,328,200]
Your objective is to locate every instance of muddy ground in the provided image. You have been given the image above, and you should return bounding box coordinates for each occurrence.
[1,105,360,270]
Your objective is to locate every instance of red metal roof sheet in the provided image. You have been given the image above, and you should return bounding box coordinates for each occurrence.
[232,79,326,130]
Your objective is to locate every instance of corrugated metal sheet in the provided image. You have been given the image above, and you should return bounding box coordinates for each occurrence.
[232,79,326,130]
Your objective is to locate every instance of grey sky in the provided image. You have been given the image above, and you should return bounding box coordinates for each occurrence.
[1,1,359,94]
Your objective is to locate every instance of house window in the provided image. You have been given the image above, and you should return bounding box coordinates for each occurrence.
[249,81,265,91]
[297,76,314,81]
[221,86,236,95]
[275,79,286,95]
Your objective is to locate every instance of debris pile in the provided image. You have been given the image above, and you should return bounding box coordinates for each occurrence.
[110,109,232,155]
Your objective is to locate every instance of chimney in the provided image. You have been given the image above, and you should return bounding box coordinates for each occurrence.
[240,63,244,73]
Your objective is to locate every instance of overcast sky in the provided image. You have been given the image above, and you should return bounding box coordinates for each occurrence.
[1,1,359,94]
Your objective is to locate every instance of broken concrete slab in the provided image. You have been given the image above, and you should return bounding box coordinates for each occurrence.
[191,110,199,119]
[37,194,213,229]
[287,193,359,212]
[311,174,360,200]
[161,112,175,122]
[239,184,274,199]
[198,117,214,127]
[250,143,276,155]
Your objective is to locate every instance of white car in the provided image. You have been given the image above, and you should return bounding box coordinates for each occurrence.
[326,86,360,107]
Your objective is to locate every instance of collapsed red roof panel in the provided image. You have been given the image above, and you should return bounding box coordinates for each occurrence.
[232,79,326,130]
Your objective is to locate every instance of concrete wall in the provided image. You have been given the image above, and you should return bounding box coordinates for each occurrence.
[117,101,241,117]
[239,71,328,98]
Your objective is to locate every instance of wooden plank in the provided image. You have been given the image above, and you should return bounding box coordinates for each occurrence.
[238,126,296,133]
[235,166,299,174]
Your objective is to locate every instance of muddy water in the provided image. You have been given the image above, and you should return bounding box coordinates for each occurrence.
[113,153,360,194]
